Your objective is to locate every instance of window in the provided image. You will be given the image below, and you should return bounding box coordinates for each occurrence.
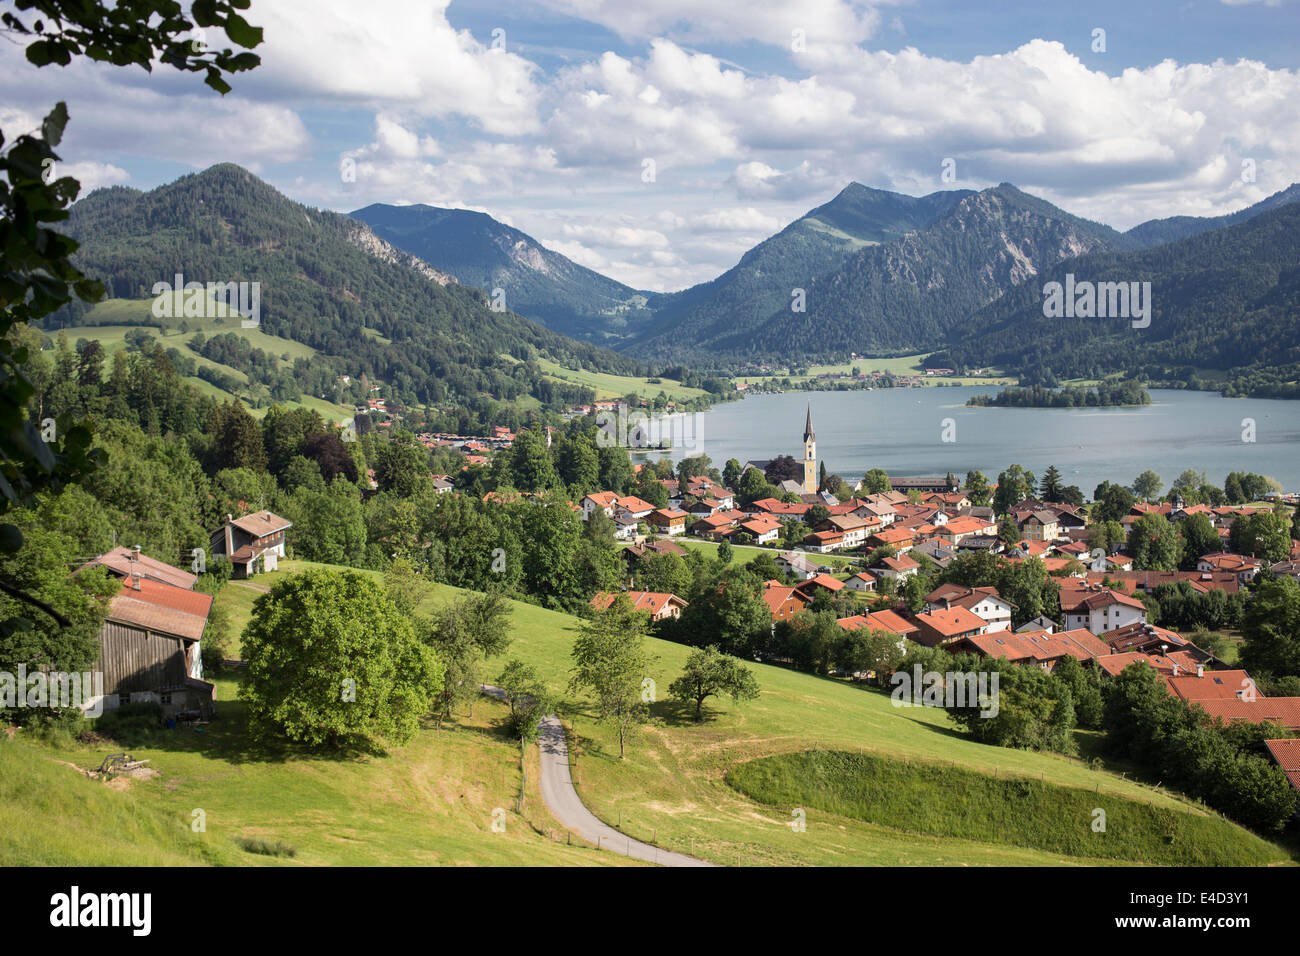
[161,692,172,705]
[118,693,130,706]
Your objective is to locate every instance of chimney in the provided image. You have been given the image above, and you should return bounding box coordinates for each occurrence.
[1172,663,1179,677]
[224,514,234,558]
[129,545,142,590]
[1197,663,1204,678]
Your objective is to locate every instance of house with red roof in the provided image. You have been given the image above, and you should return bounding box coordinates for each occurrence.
[948,627,1109,671]
[923,584,1014,632]
[1196,552,1261,583]
[912,605,988,648]
[1059,582,1148,634]
[1191,698,1300,732]
[590,590,688,621]
[647,508,687,536]
[1264,739,1300,801]
[762,581,813,622]
[794,573,846,599]
[210,510,292,578]
[580,491,619,521]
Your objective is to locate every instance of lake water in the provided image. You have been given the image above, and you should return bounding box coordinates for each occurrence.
[650,387,1300,494]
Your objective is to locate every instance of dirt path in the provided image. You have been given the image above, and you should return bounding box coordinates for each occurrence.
[481,686,716,867]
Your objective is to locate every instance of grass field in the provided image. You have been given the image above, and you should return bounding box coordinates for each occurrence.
[533,356,709,402]
[726,750,1281,866]
[52,296,360,422]
[733,352,1107,389]
[658,536,860,572]
[6,559,1291,867]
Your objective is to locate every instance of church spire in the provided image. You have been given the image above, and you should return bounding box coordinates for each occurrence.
[803,402,815,442]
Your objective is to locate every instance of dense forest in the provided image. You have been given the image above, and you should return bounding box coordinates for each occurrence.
[966,380,1151,408]
[40,164,687,423]
[938,203,1300,398]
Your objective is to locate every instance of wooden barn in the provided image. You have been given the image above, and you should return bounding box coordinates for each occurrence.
[78,549,215,718]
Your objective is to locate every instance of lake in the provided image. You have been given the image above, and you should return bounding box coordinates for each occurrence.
[648,387,1300,494]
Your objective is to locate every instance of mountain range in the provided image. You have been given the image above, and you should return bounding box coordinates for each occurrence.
[354,180,1300,392]
[49,164,649,419]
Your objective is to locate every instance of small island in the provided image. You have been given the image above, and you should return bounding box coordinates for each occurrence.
[966,380,1151,408]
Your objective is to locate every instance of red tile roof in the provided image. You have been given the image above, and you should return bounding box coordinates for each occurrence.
[1190,698,1300,730]
[79,546,197,590]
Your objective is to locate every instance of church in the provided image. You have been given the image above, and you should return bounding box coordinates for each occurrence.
[742,403,819,494]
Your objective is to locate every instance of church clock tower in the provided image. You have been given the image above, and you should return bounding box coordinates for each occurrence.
[802,403,817,493]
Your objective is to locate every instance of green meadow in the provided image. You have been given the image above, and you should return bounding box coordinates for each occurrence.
[4,559,1291,867]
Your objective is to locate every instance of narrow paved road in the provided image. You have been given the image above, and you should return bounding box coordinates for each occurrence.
[482,686,716,867]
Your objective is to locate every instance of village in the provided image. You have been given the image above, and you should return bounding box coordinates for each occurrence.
[65,401,1300,811]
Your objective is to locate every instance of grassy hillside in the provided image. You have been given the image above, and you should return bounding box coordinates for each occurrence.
[54,295,354,421]
[726,750,1281,866]
[6,560,1290,867]
[533,356,708,403]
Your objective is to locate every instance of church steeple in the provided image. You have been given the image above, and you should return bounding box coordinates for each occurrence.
[801,403,817,493]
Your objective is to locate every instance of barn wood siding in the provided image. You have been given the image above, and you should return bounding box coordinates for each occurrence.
[94,622,188,694]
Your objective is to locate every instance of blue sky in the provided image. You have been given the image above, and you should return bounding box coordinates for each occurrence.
[2,0,1298,291]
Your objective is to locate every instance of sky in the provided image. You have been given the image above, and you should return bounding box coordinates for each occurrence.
[2,0,1298,292]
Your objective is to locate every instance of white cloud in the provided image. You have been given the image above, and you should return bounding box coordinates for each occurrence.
[529,0,883,48]
[244,0,543,135]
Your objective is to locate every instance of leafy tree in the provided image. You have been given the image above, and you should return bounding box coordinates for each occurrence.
[558,434,599,491]
[1229,512,1291,563]
[964,469,990,506]
[1131,470,1163,502]
[764,455,801,486]
[861,468,890,495]
[1239,577,1300,682]
[737,466,780,508]
[373,432,431,498]
[668,645,760,721]
[996,515,1020,548]
[675,453,713,488]
[716,539,734,566]
[241,569,442,750]
[672,567,771,658]
[1127,513,1182,571]
[993,465,1035,515]
[834,628,904,684]
[384,557,428,616]
[303,431,359,484]
[509,428,557,492]
[495,659,551,742]
[722,458,743,490]
[425,590,513,728]
[569,595,654,758]
[1092,482,1137,524]
[1179,513,1221,568]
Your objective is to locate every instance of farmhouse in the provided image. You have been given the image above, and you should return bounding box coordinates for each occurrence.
[1059,582,1148,634]
[911,605,988,648]
[590,590,688,621]
[923,583,1014,632]
[78,548,215,718]
[210,510,292,578]
[647,508,688,536]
